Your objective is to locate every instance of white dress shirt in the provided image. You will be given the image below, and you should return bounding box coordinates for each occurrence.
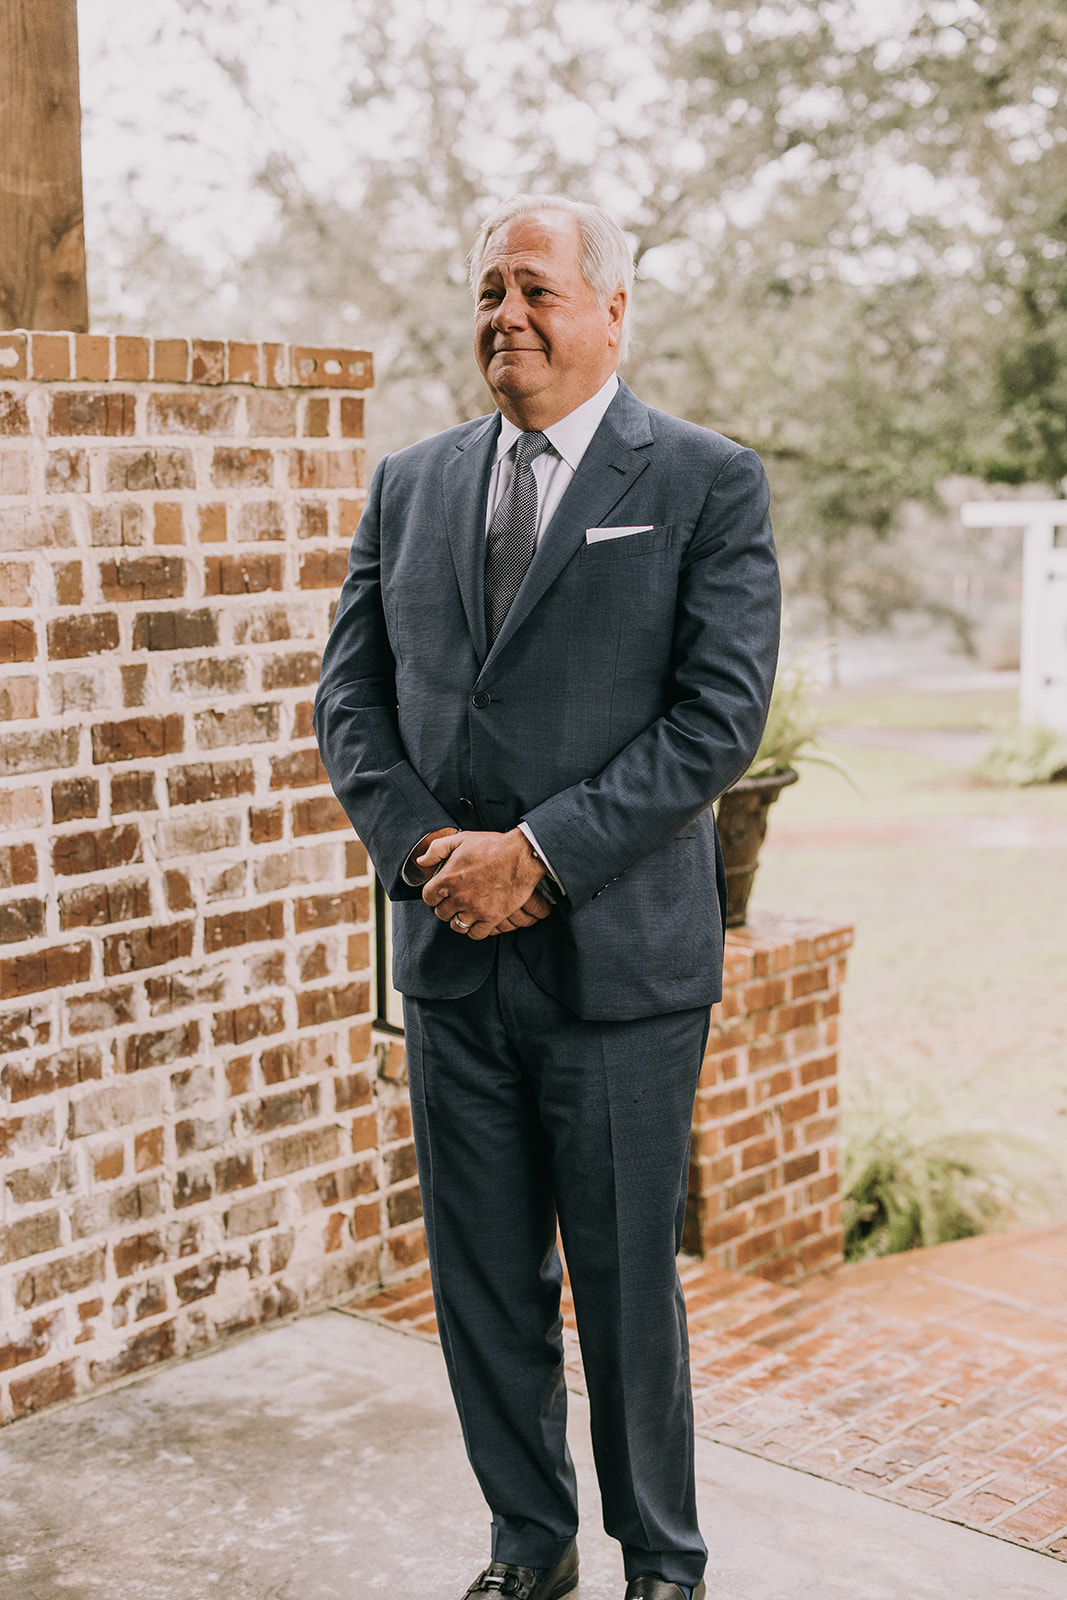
[485,373,619,541]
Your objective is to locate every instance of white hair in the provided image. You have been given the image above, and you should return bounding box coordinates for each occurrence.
[469,193,635,361]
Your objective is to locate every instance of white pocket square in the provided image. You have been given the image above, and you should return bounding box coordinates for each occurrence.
[585,525,654,544]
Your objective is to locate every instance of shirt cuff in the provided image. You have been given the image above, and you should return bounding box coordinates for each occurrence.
[518,822,566,899]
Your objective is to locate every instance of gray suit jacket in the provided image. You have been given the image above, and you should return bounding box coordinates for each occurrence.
[313,382,780,1020]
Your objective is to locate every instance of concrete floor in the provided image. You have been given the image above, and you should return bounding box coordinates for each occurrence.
[0,1310,1063,1600]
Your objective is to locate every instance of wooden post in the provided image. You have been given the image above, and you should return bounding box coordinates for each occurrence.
[0,0,89,332]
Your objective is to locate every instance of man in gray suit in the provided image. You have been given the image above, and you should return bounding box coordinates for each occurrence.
[314,195,780,1600]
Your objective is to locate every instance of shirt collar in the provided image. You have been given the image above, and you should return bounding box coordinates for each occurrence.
[494,373,620,469]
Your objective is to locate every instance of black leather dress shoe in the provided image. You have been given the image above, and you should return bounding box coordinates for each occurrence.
[461,1545,579,1600]
[624,1576,706,1600]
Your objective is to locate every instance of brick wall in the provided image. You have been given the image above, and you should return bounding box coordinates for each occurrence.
[684,912,852,1283]
[0,331,426,1423]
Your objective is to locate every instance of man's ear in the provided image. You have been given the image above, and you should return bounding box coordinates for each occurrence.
[606,287,627,348]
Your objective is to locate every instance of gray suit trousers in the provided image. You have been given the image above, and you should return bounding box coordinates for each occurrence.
[403,939,710,1583]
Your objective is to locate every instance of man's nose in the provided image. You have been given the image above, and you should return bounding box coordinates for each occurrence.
[491,287,528,330]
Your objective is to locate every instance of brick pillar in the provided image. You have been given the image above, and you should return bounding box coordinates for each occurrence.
[684,911,853,1283]
[0,331,425,1423]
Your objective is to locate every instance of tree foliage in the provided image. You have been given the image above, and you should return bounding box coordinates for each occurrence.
[80,0,1067,638]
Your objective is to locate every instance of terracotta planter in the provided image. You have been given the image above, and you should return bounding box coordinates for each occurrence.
[715,768,799,927]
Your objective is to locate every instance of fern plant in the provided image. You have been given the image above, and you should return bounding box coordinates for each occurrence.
[972,719,1067,786]
[843,1124,1043,1261]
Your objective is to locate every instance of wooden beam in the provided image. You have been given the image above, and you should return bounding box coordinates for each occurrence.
[0,0,89,332]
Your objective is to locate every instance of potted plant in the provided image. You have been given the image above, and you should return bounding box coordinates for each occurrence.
[715,659,850,926]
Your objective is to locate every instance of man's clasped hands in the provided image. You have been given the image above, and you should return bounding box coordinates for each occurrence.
[416,826,553,939]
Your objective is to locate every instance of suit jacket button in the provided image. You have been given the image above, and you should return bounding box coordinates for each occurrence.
[471,691,491,709]
[459,797,475,812]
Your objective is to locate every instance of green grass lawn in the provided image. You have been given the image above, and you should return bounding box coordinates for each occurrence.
[750,683,1067,1222]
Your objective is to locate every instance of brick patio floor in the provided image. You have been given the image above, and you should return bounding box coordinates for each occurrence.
[347,1222,1067,1565]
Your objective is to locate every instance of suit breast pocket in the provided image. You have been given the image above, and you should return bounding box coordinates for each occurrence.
[579,525,673,564]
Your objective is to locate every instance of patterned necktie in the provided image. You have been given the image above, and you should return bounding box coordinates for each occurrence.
[484,430,551,644]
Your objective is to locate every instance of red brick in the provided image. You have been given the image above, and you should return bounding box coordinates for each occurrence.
[262,651,320,692]
[735,1229,778,1268]
[387,1185,423,1228]
[0,617,35,663]
[299,550,348,589]
[204,554,283,595]
[0,560,31,604]
[215,1154,256,1195]
[73,333,110,380]
[777,1091,821,1127]
[153,339,189,381]
[163,871,193,912]
[270,748,328,789]
[135,1127,164,1172]
[89,1325,176,1385]
[15,1246,105,1309]
[113,1230,167,1278]
[0,942,90,998]
[175,1257,222,1305]
[0,391,30,434]
[10,1358,78,1418]
[182,337,223,382]
[289,449,360,490]
[250,804,283,843]
[741,1137,779,1172]
[722,1112,769,1148]
[0,1003,51,1056]
[131,609,218,652]
[53,561,83,605]
[193,702,279,749]
[204,902,284,952]
[99,555,185,602]
[105,449,195,492]
[119,1022,201,1073]
[297,982,368,1028]
[67,986,136,1036]
[302,398,330,437]
[58,878,151,931]
[45,447,89,493]
[53,825,141,876]
[198,503,227,542]
[0,896,43,943]
[103,922,194,977]
[49,391,135,436]
[167,760,254,807]
[147,392,239,434]
[2,1044,101,1102]
[345,841,368,875]
[799,1054,837,1086]
[0,844,37,896]
[111,1278,167,1326]
[262,1124,342,1180]
[152,503,183,545]
[111,771,157,815]
[340,397,364,437]
[91,715,183,764]
[339,500,363,540]
[210,447,272,487]
[0,1211,62,1265]
[113,335,150,380]
[292,795,348,835]
[243,1085,320,1134]
[51,777,98,823]
[297,502,328,539]
[212,999,285,1048]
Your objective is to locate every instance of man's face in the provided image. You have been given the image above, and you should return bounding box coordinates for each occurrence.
[474,210,626,429]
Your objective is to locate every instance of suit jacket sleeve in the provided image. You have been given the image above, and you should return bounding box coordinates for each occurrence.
[521,446,780,906]
[312,456,457,899]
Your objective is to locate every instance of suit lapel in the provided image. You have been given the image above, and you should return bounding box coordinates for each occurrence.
[442,414,500,663]
[485,383,654,662]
